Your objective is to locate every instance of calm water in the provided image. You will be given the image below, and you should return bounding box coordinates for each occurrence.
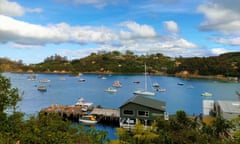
[3,72,240,139]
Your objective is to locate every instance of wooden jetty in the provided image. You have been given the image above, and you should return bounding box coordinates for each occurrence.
[41,104,120,126]
[90,107,120,126]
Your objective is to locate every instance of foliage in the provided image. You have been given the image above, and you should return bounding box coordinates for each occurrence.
[1,51,240,78]
[231,117,240,142]
[0,74,109,144]
[112,110,239,144]
[0,74,22,113]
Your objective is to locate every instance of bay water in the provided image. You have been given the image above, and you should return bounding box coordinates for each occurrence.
[3,72,239,139]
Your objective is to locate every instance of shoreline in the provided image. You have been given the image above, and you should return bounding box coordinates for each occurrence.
[4,71,239,82]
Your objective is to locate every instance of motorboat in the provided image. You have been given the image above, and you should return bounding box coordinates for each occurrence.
[133,81,140,84]
[201,92,213,97]
[79,115,98,125]
[27,74,36,80]
[105,87,117,93]
[152,82,160,87]
[37,85,47,91]
[39,79,51,83]
[75,97,93,111]
[79,78,86,82]
[177,82,184,85]
[112,80,122,88]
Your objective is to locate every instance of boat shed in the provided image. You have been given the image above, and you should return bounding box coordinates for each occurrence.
[119,96,166,128]
[215,100,240,120]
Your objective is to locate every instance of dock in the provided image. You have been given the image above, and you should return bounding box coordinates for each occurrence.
[90,107,120,126]
[41,104,120,126]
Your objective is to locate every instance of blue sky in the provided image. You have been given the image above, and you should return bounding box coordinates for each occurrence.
[0,0,239,64]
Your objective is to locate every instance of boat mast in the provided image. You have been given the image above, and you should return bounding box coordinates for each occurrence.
[144,63,147,91]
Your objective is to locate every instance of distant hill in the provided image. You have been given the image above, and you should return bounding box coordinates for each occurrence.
[1,51,240,79]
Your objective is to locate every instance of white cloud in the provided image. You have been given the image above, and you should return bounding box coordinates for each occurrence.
[0,0,25,16]
[10,43,42,49]
[163,21,179,33]
[26,8,43,13]
[213,36,240,46]
[119,21,157,38]
[0,15,201,58]
[0,0,42,16]
[197,0,240,46]
[211,48,227,55]
[197,2,240,34]
[55,0,126,9]
[0,15,117,45]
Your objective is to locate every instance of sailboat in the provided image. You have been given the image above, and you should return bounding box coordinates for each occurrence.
[133,63,155,96]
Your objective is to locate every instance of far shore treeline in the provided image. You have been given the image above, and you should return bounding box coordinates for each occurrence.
[1,51,240,80]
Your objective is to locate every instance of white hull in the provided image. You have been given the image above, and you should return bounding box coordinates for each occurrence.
[105,87,117,93]
[133,63,155,96]
[79,119,98,125]
[201,92,213,97]
[133,90,155,96]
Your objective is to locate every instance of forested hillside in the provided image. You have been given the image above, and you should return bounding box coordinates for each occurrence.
[1,51,240,78]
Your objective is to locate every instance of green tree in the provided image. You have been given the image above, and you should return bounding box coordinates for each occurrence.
[212,116,233,138]
[0,74,22,113]
[231,117,240,142]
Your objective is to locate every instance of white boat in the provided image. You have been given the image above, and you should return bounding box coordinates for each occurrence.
[201,92,213,97]
[105,87,117,93]
[79,78,86,82]
[112,80,122,88]
[37,85,47,91]
[39,79,51,83]
[152,82,160,87]
[75,97,93,111]
[79,115,98,125]
[133,63,155,96]
[133,90,155,96]
[27,74,36,80]
[177,82,184,85]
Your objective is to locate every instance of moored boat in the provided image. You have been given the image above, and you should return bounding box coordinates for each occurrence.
[37,85,47,91]
[79,115,98,125]
[177,82,184,85]
[152,82,160,87]
[133,90,155,96]
[105,87,117,93]
[133,63,155,96]
[201,92,213,97]
[79,78,86,82]
[39,79,51,83]
[112,80,122,88]
[75,97,93,111]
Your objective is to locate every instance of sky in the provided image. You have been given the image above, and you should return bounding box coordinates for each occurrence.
[0,0,240,64]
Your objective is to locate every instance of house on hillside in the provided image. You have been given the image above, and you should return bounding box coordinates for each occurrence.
[119,96,166,129]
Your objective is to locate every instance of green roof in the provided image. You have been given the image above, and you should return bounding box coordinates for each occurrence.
[120,96,166,111]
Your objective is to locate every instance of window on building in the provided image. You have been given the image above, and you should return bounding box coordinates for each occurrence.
[138,110,149,117]
[123,110,134,116]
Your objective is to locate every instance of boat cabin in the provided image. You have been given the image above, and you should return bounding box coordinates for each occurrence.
[119,96,166,129]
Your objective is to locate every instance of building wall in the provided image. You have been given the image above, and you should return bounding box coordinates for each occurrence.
[120,103,165,120]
